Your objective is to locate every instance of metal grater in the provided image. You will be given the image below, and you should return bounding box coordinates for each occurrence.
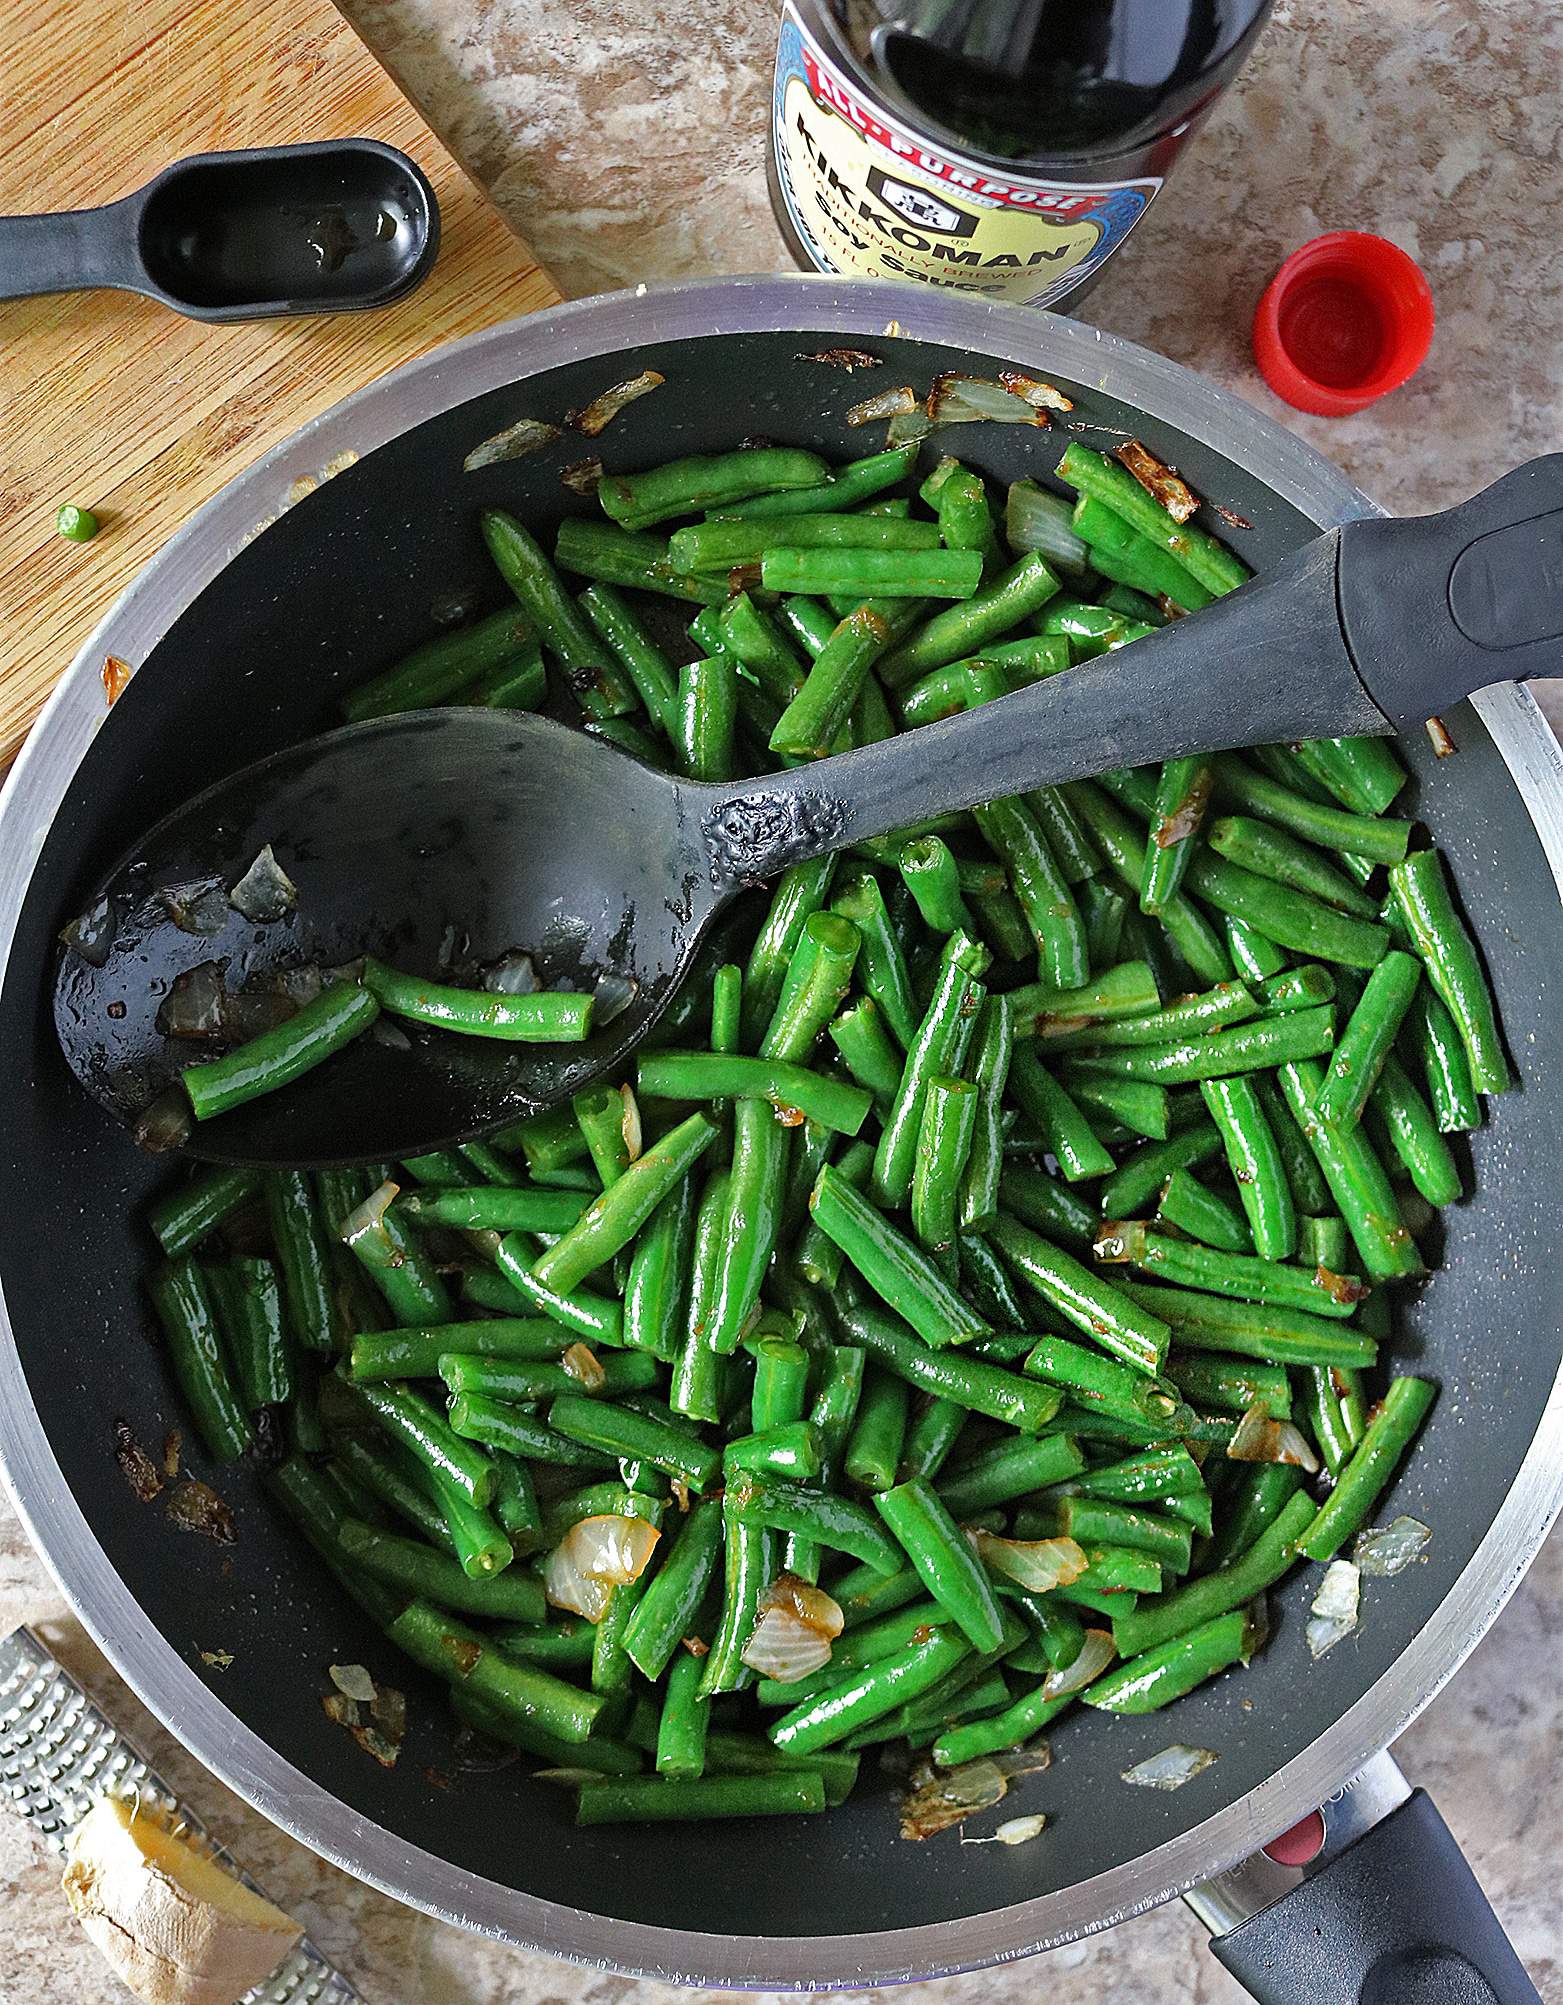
[0,1626,362,2004]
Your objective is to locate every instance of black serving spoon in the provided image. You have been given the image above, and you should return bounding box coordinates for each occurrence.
[0,140,439,322]
[54,456,1563,1165]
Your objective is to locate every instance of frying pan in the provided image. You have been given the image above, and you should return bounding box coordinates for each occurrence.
[0,278,1559,2001]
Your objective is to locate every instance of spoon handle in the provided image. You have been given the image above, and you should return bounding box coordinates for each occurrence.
[698,456,1563,888]
[0,196,143,302]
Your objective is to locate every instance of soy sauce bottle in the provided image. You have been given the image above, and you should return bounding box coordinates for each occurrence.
[769,0,1274,310]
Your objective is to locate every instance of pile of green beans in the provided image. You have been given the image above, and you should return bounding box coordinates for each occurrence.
[139,431,1509,1829]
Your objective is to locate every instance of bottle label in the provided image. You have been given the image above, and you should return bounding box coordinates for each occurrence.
[773,5,1162,308]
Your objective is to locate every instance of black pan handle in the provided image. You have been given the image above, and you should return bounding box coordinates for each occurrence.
[0,196,145,302]
[1339,451,1563,725]
[697,456,1563,886]
[1191,1757,1542,2004]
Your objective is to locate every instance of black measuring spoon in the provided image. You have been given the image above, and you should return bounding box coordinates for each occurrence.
[0,139,439,322]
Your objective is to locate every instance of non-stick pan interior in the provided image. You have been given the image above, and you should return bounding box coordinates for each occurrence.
[1,327,1559,1942]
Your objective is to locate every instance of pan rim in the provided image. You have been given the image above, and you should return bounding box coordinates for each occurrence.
[1,273,1561,1987]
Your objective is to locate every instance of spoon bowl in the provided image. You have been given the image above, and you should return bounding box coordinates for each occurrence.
[55,711,723,1165]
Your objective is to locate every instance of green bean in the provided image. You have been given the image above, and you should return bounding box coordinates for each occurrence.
[621,1497,724,1680]
[397,1187,590,1232]
[700,1509,777,1698]
[1074,1006,1336,1085]
[898,836,975,936]
[1140,758,1213,914]
[1024,1333,1185,1431]
[577,583,681,729]
[843,1368,912,1492]
[1373,1052,1463,1206]
[1085,1606,1256,1715]
[669,1167,731,1422]
[1111,1488,1315,1657]
[1291,735,1408,816]
[1195,1074,1296,1261]
[953,997,1013,1234]
[935,1435,1087,1520]
[437,1351,656,1404]
[224,1255,293,1408]
[505,1103,592,1173]
[874,1479,1004,1651]
[1224,914,1289,983]
[935,464,1003,576]
[148,1167,259,1257]
[723,443,916,519]
[910,1076,979,1277]
[1387,849,1509,1094]
[1006,1047,1113,1181]
[1060,1064,1170,1141]
[1042,982,1259,1056]
[685,512,945,571]
[529,1112,719,1296]
[1208,815,1380,920]
[898,1395,969,1482]
[1312,950,1419,1129]
[620,1178,697,1365]
[830,870,919,1049]
[878,554,1061,683]
[843,1316,1059,1452]
[341,606,541,721]
[1247,1073,1329,1218]
[872,929,989,1207]
[1277,1061,1423,1282]
[668,653,736,780]
[1303,1365,1357,1477]
[1114,1281,1375,1369]
[932,1685,1073,1767]
[180,981,379,1121]
[764,602,903,759]
[826,998,903,1109]
[1071,493,1216,609]
[741,857,838,1046]
[1408,986,1481,1133]
[1300,1375,1437,1561]
[1165,1352,1291,1418]
[809,1162,987,1350]
[1298,1215,1351,1271]
[600,447,830,529]
[335,1517,539,1617]
[896,659,1006,727]
[646,1647,709,1779]
[724,1421,824,1483]
[480,509,638,716]
[1185,850,1389,971]
[391,1598,606,1743]
[1099,1124,1225,1218]
[341,1181,451,1325]
[769,1624,972,1754]
[973,795,1087,989]
[1056,444,1248,596]
[1155,1169,1252,1253]
[992,1166,1093,1255]
[445,1393,607,1469]
[988,1213,1170,1376]
[147,1259,254,1462]
[544,1393,721,1491]
[760,546,981,600]
[493,1234,624,1343]
[761,912,862,1066]
[717,594,807,704]
[576,1772,825,1823]
[361,960,592,1043]
[1063,780,1233,985]
[1212,755,1412,865]
[554,519,725,607]
[1097,1222,1362,1320]
[488,1621,596,1669]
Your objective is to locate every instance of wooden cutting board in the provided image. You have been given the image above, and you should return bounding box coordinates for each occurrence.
[0,0,561,772]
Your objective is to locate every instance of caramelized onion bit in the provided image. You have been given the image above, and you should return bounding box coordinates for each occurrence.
[158,880,230,935]
[960,1813,1048,1847]
[1121,1744,1217,1791]
[544,1513,661,1622]
[1307,1559,1361,1658]
[1425,716,1457,757]
[741,1573,844,1682]
[900,1756,1007,1840]
[1354,1515,1432,1577]
[972,1529,1089,1594]
[61,893,116,966]
[1041,1627,1115,1700]
[620,1083,643,1162]
[1116,440,1200,523]
[572,369,665,436]
[463,415,562,472]
[1092,1220,1146,1263]
[797,347,882,371]
[1227,1402,1321,1473]
[229,844,297,923]
[113,1419,164,1503]
[927,373,1050,427]
[997,368,1074,413]
[562,1342,607,1391]
[846,385,918,426]
[560,457,604,494]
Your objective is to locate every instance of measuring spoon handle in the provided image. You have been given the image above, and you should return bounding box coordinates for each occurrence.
[0,196,144,302]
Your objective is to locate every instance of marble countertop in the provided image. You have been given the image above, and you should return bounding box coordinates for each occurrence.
[4,1,1562,1999]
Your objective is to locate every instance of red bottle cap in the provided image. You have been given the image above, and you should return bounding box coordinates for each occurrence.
[1252,231,1434,417]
